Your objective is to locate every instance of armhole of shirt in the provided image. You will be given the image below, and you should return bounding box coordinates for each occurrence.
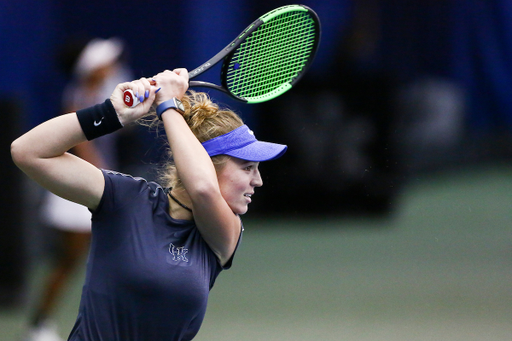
[221,219,244,270]
[90,170,109,216]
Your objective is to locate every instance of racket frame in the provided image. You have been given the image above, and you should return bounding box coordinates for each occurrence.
[189,4,321,103]
[123,5,320,107]
[187,22,261,100]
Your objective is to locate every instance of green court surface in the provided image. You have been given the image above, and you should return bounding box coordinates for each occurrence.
[2,165,512,340]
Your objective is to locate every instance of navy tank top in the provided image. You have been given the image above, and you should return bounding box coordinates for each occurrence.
[67,170,242,340]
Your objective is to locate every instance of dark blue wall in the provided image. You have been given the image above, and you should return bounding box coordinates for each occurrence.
[3,0,512,134]
[0,0,351,130]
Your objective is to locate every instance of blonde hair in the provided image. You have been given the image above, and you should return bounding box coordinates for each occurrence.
[139,91,244,189]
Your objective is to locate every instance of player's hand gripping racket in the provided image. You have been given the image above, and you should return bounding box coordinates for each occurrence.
[124,4,320,107]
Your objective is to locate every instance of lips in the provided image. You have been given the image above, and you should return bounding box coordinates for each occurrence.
[244,193,253,203]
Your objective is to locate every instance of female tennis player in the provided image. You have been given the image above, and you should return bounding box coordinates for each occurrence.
[11,69,287,340]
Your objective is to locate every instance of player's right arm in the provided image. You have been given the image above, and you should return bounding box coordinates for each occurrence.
[10,113,105,210]
[11,78,158,211]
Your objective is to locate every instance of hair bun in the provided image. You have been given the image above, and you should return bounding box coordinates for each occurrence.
[182,91,219,130]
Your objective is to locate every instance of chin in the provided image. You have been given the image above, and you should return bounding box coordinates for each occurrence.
[233,205,249,215]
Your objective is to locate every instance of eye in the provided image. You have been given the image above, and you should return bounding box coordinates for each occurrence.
[242,162,258,171]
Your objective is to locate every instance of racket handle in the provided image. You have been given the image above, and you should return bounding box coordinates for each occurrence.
[123,89,140,108]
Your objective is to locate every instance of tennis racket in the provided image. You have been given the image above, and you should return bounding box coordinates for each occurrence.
[124,4,321,107]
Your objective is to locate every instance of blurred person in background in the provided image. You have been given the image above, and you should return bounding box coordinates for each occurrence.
[22,37,132,341]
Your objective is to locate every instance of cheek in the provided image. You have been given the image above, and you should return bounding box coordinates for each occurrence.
[219,175,245,199]
[220,178,242,196]
[218,175,234,196]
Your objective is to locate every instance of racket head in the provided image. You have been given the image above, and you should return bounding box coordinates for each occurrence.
[219,4,321,103]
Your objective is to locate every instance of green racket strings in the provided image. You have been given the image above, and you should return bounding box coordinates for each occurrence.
[225,8,317,103]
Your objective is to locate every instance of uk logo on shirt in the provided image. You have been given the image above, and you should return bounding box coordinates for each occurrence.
[169,243,189,262]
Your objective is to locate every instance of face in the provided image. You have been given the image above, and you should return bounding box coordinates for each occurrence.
[217,157,263,215]
[86,64,114,86]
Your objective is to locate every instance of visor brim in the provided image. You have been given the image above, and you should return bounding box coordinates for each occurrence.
[224,141,287,162]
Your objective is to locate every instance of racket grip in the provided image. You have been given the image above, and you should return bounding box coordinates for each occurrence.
[123,89,140,108]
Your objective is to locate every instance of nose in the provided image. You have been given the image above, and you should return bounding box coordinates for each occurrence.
[252,168,263,188]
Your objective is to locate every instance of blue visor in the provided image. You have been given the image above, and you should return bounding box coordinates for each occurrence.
[201,125,287,161]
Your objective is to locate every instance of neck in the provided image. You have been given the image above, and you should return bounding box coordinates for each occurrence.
[167,188,193,219]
